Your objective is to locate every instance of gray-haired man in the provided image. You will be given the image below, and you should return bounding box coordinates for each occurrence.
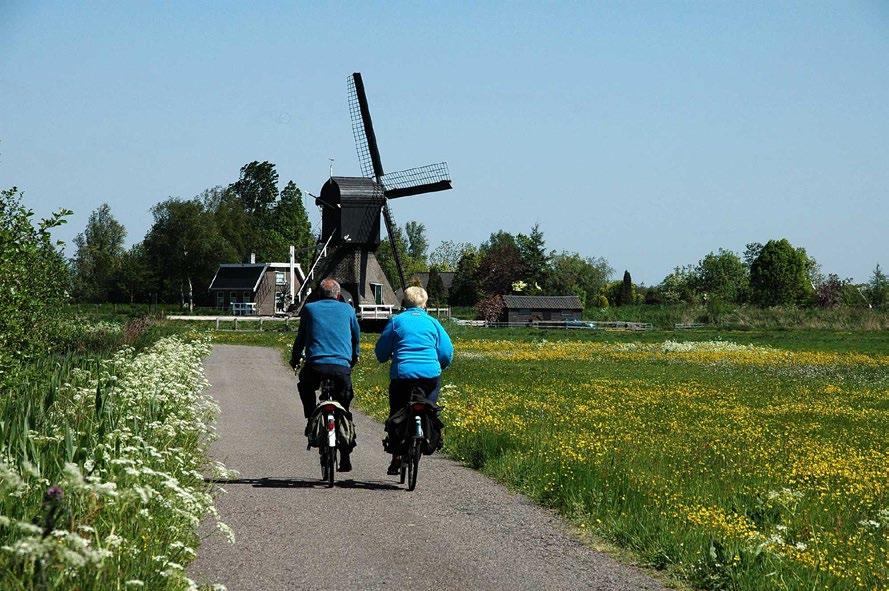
[290,278,360,472]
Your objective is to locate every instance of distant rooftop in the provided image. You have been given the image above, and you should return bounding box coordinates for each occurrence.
[502,295,583,310]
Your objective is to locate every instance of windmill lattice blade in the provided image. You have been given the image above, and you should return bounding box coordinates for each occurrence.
[381,162,452,199]
[347,73,384,179]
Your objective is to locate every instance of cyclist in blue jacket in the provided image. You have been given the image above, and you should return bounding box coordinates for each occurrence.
[290,278,360,472]
[375,285,453,474]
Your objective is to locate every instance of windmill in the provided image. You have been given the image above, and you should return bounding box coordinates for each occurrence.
[294,72,452,321]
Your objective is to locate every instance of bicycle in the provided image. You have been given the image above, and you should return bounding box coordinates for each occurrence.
[317,377,340,488]
[397,392,437,492]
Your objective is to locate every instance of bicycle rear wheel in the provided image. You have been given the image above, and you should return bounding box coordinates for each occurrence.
[407,440,421,491]
[321,447,335,487]
[326,447,336,488]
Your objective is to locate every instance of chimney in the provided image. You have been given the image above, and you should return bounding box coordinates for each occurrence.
[250,252,256,264]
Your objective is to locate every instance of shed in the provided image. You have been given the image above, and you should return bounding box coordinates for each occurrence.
[501,295,584,324]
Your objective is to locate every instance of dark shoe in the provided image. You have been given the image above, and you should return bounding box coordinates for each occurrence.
[338,454,352,472]
[386,456,402,475]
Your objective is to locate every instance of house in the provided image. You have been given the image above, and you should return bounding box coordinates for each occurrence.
[209,254,305,316]
[501,295,584,324]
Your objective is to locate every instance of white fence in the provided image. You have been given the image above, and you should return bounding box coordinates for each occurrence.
[451,319,652,331]
[167,315,295,331]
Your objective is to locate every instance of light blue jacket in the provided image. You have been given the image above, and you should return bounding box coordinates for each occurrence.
[375,307,454,379]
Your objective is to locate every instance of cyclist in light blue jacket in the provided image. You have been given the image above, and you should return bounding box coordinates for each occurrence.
[375,286,453,474]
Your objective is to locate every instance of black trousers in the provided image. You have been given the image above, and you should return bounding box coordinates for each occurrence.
[388,376,441,418]
[297,364,353,419]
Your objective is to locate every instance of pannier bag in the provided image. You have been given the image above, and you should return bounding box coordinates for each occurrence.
[305,400,357,451]
[383,400,444,456]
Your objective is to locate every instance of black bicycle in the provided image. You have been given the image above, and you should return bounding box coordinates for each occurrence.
[398,396,437,491]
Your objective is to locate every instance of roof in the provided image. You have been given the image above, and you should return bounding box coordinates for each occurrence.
[502,295,584,310]
[318,176,385,205]
[208,264,267,291]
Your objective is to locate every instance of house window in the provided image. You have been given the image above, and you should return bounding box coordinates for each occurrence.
[370,283,383,305]
[216,292,224,308]
[243,291,252,303]
[276,271,286,285]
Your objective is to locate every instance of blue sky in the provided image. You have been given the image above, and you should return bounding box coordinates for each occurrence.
[1,1,887,284]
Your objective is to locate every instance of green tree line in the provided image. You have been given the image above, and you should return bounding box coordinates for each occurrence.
[45,168,889,312]
[70,161,314,307]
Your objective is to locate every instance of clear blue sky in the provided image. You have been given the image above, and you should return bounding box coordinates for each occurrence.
[2,1,887,284]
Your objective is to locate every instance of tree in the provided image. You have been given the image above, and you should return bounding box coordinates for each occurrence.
[448,247,481,306]
[517,224,550,292]
[654,265,699,304]
[270,181,314,266]
[211,187,253,262]
[547,251,613,308]
[866,263,888,309]
[426,265,446,304]
[71,203,126,302]
[0,187,71,372]
[474,294,505,322]
[695,249,749,303]
[815,274,848,309]
[476,231,526,295]
[429,240,471,271]
[115,243,153,304]
[618,270,635,306]
[404,221,429,265]
[143,198,236,309]
[229,161,279,215]
[749,239,814,306]
[743,242,763,269]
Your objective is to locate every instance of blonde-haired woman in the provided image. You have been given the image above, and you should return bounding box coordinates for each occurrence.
[375,286,453,474]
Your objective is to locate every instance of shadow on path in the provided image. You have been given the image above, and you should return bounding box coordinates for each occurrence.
[206,477,401,491]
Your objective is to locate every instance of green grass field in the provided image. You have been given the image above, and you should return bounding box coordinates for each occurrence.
[203,322,889,589]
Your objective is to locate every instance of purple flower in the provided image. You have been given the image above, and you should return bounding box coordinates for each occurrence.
[44,485,64,504]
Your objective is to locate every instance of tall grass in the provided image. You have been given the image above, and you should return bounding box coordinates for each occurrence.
[0,336,230,589]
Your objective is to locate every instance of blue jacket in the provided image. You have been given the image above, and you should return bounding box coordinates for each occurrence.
[290,299,360,368]
[375,307,454,379]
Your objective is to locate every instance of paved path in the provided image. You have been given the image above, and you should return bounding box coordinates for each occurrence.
[190,345,666,591]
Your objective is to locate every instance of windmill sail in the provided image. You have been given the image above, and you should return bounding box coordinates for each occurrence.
[345,72,454,294]
[347,73,385,179]
[381,162,452,199]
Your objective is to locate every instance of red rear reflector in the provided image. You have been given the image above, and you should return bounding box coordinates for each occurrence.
[322,404,336,412]
[327,420,335,430]
[411,403,427,412]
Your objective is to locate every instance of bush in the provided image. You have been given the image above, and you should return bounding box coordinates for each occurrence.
[0,187,71,377]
